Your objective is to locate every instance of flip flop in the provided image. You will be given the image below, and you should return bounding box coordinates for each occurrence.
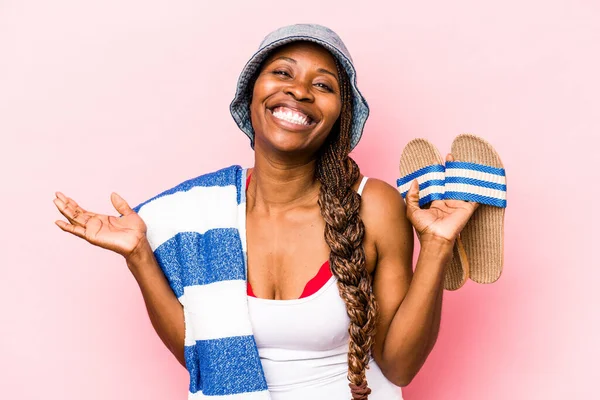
[397,138,469,291]
[445,134,507,284]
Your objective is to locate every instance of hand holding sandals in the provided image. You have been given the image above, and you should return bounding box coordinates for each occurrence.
[398,134,507,290]
[404,154,479,246]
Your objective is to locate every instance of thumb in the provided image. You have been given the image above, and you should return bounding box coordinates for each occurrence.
[111,192,134,217]
[405,179,421,212]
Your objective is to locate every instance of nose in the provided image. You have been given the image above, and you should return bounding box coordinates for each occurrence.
[284,77,314,102]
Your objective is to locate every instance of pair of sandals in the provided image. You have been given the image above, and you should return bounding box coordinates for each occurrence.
[397,134,507,290]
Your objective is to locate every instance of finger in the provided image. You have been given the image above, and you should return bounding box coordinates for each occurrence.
[405,179,421,212]
[429,199,445,209]
[55,192,93,216]
[441,198,468,207]
[55,191,73,205]
[54,192,95,224]
[111,192,135,217]
[53,197,75,222]
[449,199,480,216]
[55,220,86,239]
[446,153,455,162]
[53,197,92,227]
[441,198,480,213]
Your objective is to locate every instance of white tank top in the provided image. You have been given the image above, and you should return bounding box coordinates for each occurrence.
[244,174,404,399]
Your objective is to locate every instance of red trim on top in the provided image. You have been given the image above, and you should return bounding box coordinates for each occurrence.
[247,261,332,299]
[299,260,332,298]
[245,171,332,299]
[247,280,256,297]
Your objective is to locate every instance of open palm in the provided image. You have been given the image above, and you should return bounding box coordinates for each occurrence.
[53,191,146,258]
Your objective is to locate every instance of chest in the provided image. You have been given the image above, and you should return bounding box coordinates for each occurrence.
[245,213,377,299]
[242,170,376,300]
[245,206,331,299]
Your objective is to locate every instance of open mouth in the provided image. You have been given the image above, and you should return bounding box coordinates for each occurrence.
[268,106,316,127]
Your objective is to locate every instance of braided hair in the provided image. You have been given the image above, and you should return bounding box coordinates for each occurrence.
[316,59,379,400]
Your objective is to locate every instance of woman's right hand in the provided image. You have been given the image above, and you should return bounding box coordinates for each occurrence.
[53,191,147,260]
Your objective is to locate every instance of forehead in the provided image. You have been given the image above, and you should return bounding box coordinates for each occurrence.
[263,41,339,74]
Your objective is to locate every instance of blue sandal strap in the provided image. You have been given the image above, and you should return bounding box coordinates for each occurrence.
[444,161,507,207]
[397,164,446,207]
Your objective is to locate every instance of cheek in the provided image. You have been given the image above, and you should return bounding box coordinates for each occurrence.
[252,75,278,99]
[321,99,342,129]
[250,77,277,115]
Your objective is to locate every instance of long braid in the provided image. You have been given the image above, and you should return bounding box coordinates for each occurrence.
[316,61,379,399]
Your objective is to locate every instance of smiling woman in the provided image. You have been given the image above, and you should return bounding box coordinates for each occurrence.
[53,23,478,400]
[244,40,384,399]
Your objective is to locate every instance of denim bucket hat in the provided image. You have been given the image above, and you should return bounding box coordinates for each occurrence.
[229,23,370,150]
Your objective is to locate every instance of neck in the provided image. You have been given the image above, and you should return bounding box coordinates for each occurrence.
[247,150,321,214]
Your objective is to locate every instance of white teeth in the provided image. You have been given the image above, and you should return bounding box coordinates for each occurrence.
[272,107,310,126]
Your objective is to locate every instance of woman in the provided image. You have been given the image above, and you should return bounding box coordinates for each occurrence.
[53,24,477,399]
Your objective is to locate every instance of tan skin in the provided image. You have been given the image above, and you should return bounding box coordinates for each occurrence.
[53,42,477,387]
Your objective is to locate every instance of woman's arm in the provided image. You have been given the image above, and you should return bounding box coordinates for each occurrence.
[361,178,473,386]
[53,191,186,368]
[126,238,186,368]
[375,235,451,386]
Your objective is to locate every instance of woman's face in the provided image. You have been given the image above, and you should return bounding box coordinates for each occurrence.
[250,41,342,157]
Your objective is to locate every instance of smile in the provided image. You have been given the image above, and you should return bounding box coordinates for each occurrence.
[270,106,314,126]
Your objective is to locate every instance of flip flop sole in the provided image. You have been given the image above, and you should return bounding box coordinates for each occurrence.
[398,139,469,291]
[447,134,506,284]
[446,236,469,291]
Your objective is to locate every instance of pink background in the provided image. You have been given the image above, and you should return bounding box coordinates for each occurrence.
[1,0,598,398]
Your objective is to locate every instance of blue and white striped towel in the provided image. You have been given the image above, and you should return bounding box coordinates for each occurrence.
[132,165,271,400]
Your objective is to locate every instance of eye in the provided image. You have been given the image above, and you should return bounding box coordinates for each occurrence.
[272,70,291,77]
[315,82,334,92]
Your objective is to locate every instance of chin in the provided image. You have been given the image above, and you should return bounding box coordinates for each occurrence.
[271,138,311,154]
[259,131,318,156]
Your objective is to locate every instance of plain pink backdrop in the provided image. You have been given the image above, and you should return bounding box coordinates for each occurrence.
[1,0,598,399]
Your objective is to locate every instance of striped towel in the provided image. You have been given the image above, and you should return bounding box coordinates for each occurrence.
[132,165,271,399]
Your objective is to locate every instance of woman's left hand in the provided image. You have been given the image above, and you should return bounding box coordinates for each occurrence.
[404,154,479,245]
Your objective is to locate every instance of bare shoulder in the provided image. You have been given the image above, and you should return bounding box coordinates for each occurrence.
[358,177,408,227]
[358,177,414,268]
